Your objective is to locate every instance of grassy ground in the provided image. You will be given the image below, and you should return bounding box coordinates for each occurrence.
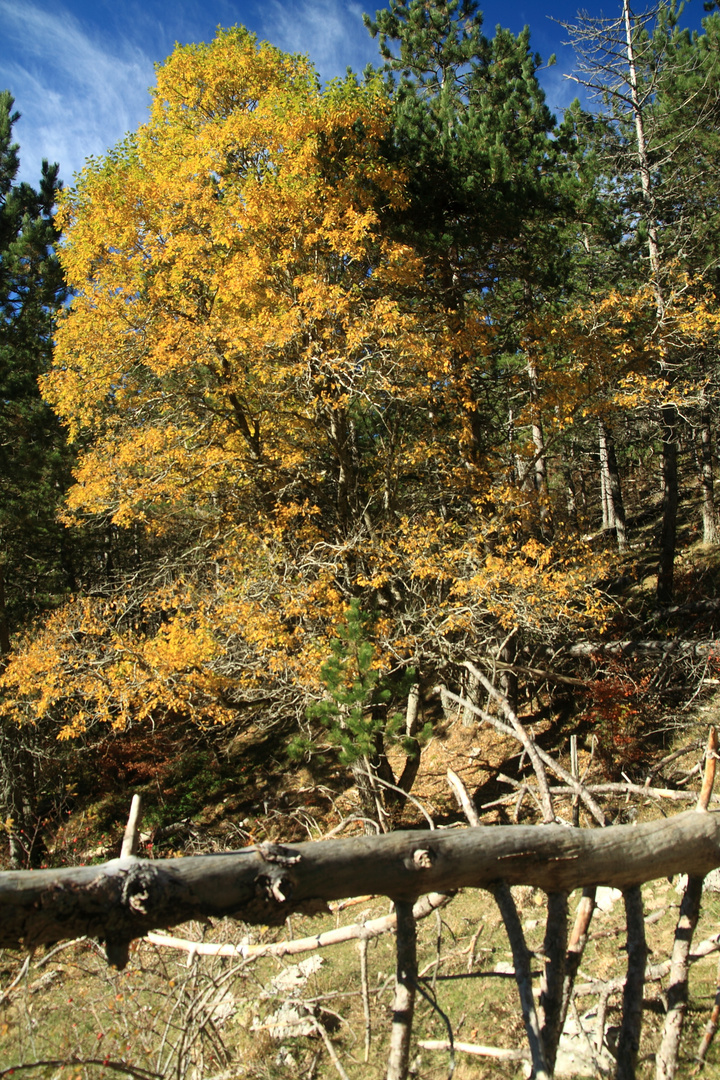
[2,870,720,1079]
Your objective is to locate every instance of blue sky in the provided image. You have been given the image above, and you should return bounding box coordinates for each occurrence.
[0,0,710,187]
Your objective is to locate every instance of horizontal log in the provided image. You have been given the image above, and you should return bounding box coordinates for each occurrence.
[565,640,718,660]
[1,811,719,957]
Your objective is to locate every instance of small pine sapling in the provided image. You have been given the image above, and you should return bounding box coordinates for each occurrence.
[293,601,430,826]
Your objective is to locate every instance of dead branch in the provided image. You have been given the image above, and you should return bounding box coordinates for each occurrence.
[697,727,719,812]
[464,662,556,823]
[492,880,550,1079]
[572,929,720,998]
[0,951,32,1008]
[121,794,143,859]
[695,955,720,1068]
[565,640,720,659]
[559,888,597,1040]
[447,768,480,827]
[306,1010,350,1080]
[417,1039,529,1061]
[617,885,647,1080]
[386,899,417,1080]
[487,659,587,688]
[0,1059,162,1080]
[145,891,453,958]
[3,811,720,958]
[502,779,719,806]
[656,874,705,1080]
[539,891,569,1074]
[442,683,607,825]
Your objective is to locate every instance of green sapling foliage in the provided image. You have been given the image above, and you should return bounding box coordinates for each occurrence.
[295,600,426,767]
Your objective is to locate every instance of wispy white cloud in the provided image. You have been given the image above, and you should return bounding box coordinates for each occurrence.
[0,0,382,189]
[260,0,382,84]
[0,0,156,185]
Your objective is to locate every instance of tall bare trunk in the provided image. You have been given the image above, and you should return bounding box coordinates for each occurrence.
[599,423,615,533]
[527,355,553,539]
[563,461,579,532]
[697,411,718,544]
[623,0,677,596]
[599,419,628,551]
[657,405,679,604]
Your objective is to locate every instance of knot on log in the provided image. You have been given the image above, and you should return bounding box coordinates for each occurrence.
[119,862,161,917]
[250,866,298,923]
[257,842,302,866]
[412,848,435,870]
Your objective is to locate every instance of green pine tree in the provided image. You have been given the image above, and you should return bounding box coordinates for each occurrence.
[297,600,428,831]
[0,90,73,633]
[0,91,71,867]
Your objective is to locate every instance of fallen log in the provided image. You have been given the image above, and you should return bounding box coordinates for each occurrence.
[565,640,719,660]
[2,811,720,958]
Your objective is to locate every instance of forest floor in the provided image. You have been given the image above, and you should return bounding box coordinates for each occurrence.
[4,529,720,1077]
[3,703,720,1079]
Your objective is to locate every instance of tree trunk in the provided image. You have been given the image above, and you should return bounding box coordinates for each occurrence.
[599,423,615,533]
[697,411,717,545]
[561,445,580,533]
[0,564,10,657]
[461,669,480,728]
[527,355,553,539]
[498,634,518,715]
[351,755,389,835]
[3,809,720,952]
[657,405,679,604]
[599,419,628,551]
[396,685,423,793]
[0,564,43,869]
[386,900,417,1080]
[655,874,704,1080]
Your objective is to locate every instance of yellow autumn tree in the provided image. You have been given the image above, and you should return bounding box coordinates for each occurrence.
[1,28,608,801]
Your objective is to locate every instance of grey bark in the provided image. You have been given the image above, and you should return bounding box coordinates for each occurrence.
[599,423,614,533]
[493,880,550,1079]
[619,0,677,601]
[617,885,647,1080]
[539,891,569,1074]
[655,874,705,1080]
[599,418,628,551]
[527,354,553,540]
[386,899,417,1080]
[698,412,718,545]
[657,405,679,604]
[396,684,423,794]
[565,639,717,659]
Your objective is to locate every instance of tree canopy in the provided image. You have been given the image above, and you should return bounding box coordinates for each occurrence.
[3,2,720,851]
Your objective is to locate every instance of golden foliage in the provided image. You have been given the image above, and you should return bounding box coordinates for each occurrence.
[3,28,612,740]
